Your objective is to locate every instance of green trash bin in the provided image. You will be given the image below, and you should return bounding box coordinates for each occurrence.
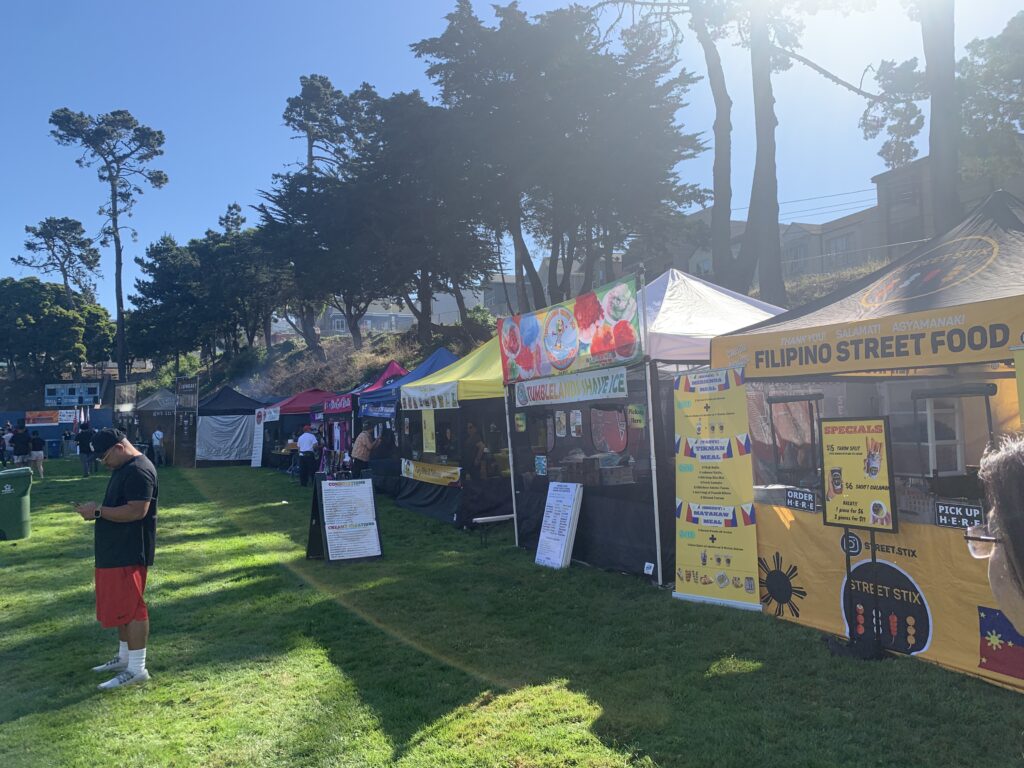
[0,467,33,541]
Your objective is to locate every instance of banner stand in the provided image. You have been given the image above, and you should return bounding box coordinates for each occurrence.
[638,266,664,586]
[306,472,326,560]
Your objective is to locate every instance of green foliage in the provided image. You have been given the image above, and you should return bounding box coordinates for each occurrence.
[141,353,201,396]
[861,11,1024,174]
[0,277,96,381]
[466,305,497,333]
[414,2,705,306]
[14,217,101,302]
[49,107,168,380]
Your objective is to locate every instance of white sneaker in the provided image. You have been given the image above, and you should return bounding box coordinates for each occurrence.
[91,656,127,674]
[97,669,150,690]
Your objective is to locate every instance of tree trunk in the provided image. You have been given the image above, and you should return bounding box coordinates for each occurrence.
[345,312,364,350]
[510,204,546,309]
[736,7,787,306]
[297,303,326,361]
[109,177,128,381]
[416,273,433,346]
[691,3,735,288]
[920,0,960,233]
[263,313,273,350]
[60,270,75,309]
[306,132,315,175]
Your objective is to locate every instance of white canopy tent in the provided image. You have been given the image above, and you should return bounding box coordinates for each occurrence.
[642,269,783,362]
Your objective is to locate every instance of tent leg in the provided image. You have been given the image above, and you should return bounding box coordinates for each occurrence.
[503,386,520,547]
[645,361,664,586]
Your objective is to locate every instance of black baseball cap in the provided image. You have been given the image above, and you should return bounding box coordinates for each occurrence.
[92,428,126,458]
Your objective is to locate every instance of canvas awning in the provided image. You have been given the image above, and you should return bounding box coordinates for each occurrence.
[136,388,177,412]
[270,388,336,415]
[400,338,503,409]
[643,269,782,362]
[198,386,264,416]
[711,191,1024,378]
[359,348,458,418]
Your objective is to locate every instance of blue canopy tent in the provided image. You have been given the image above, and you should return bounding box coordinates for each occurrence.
[357,348,458,492]
[357,348,459,420]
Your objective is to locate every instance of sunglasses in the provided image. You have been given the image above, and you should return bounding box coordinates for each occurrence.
[965,523,1003,559]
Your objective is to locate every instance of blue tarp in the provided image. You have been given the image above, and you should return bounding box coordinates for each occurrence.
[357,348,459,418]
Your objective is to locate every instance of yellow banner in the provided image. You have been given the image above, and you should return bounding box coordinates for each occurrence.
[674,368,760,610]
[758,504,1024,692]
[422,409,436,453]
[401,459,461,486]
[711,295,1024,377]
[820,418,897,532]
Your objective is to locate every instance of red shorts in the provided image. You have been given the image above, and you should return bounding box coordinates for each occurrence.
[95,566,149,628]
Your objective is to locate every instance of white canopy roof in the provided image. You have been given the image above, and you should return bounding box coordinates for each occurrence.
[642,269,783,362]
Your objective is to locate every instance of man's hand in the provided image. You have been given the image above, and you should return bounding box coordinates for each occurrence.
[75,501,99,520]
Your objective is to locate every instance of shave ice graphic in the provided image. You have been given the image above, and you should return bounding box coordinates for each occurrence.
[675,501,756,527]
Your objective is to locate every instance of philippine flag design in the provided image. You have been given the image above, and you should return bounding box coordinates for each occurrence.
[740,504,756,525]
[735,433,752,455]
[732,368,746,386]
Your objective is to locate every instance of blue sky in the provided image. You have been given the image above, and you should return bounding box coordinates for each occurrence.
[1,1,1018,312]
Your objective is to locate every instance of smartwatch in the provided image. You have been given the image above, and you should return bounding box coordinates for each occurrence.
[94,506,101,519]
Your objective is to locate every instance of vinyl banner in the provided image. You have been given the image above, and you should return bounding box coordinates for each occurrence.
[498,276,641,384]
[820,417,897,532]
[673,367,760,610]
[401,459,461,486]
[400,382,458,411]
[758,504,1024,692]
[712,295,1024,378]
[25,410,60,427]
[512,367,628,408]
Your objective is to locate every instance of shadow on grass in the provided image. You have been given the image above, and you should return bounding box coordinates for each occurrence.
[5,463,1022,768]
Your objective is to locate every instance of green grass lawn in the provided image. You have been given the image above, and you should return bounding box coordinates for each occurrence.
[1,459,1022,767]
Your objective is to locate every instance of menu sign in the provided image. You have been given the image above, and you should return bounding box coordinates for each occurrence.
[535,482,583,569]
[674,367,760,610]
[317,479,382,562]
[820,417,898,532]
[499,276,642,384]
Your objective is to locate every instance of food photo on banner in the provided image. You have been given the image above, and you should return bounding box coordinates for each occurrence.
[707,190,1024,690]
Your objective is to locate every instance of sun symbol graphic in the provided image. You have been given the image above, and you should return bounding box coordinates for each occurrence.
[759,552,808,618]
[985,630,1005,651]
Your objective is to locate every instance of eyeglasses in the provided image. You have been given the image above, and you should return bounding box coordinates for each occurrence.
[965,523,1002,559]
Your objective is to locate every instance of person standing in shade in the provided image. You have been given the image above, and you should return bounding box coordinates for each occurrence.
[151,428,165,467]
[76,422,95,477]
[29,430,46,479]
[1,423,12,467]
[296,425,319,487]
[75,428,158,690]
[350,425,380,478]
[11,426,31,466]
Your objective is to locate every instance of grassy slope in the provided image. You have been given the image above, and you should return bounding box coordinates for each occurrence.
[1,460,1021,767]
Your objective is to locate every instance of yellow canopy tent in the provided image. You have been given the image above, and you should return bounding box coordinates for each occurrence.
[400,337,503,408]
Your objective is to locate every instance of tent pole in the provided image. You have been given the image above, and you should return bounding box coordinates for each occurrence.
[638,265,664,586]
[503,385,520,547]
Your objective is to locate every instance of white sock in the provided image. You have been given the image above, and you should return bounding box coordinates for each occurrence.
[118,641,129,661]
[127,648,147,675]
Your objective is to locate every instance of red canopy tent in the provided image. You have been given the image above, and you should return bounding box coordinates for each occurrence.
[271,388,336,415]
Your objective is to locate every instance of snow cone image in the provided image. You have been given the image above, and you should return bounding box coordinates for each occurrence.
[613,320,637,358]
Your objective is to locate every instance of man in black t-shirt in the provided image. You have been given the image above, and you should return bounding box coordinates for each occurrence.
[11,426,31,466]
[75,428,158,690]
[75,423,95,477]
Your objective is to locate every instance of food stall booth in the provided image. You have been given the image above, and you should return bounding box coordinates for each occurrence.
[136,388,177,465]
[265,388,336,468]
[357,349,458,491]
[196,386,264,466]
[505,272,781,584]
[398,338,511,526]
[709,191,1024,690]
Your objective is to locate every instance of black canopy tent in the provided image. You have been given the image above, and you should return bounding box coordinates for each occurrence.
[196,386,265,466]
